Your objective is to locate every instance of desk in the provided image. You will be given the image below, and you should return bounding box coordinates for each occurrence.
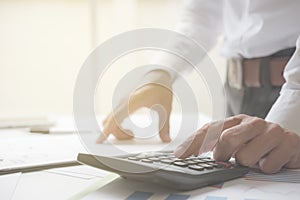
[1,115,300,199]
[11,170,102,200]
[0,114,208,199]
[0,125,101,200]
[80,175,300,200]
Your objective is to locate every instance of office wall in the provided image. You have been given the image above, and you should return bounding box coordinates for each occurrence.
[0,0,225,117]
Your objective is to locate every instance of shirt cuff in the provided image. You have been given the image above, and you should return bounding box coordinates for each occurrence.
[139,69,173,88]
[266,89,300,135]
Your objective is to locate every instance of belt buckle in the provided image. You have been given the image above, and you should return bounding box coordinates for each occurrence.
[228,58,243,90]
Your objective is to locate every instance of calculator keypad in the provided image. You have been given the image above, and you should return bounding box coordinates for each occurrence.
[124,152,233,171]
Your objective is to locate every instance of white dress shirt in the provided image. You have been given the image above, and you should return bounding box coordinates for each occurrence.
[266,37,300,135]
[154,0,300,134]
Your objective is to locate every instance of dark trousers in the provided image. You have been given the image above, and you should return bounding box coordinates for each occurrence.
[225,56,283,118]
[225,82,281,118]
[225,47,296,118]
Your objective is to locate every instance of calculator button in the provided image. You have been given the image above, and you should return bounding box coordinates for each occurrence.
[183,160,197,165]
[163,152,174,156]
[210,163,220,168]
[136,155,148,159]
[199,156,211,159]
[127,157,140,161]
[190,157,202,161]
[160,159,174,164]
[183,157,194,160]
[158,156,170,159]
[193,159,209,163]
[199,163,214,169]
[173,161,189,167]
[141,159,153,163]
[202,158,215,162]
[174,159,183,162]
[188,165,204,171]
[166,155,176,158]
[148,157,160,162]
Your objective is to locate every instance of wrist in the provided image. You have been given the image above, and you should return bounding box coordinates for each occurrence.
[141,69,173,87]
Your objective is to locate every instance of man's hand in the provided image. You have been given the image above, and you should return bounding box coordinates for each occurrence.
[97,70,173,143]
[175,114,300,173]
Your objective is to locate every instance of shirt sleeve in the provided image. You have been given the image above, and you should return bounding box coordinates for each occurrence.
[149,0,223,81]
[266,36,300,135]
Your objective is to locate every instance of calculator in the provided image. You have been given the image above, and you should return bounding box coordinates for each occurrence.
[77,151,249,190]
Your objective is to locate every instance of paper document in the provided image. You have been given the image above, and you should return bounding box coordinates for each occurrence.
[45,165,110,180]
[0,173,22,200]
[79,176,300,200]
[245,169,300,183]
[0,133,86,172]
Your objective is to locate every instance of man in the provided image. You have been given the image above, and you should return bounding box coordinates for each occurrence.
[98,0,300,173]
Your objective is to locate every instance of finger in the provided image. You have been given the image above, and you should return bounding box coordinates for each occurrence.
[97,115,113,143]
[285,136,300,168]
[110,91,146,126]
[97,119,112,143]
[258,150,290,174]
[98,109,126,143]
[112,128,134,140]
[213,117,266,162]
[175,115,244,158]
[174,127,208,158]
[97,113,115,143]
[97,94,140,143]
[111,89,159,124]
[258,135,296,174]
[97,113,132,143]
[159,118,171,143]
[200,115,248,154]
[235,124,285,167]
[280,133,300,170]
[96,133,108,143]
[151,104,171,143]
[102,121,134,141]
[102,115,109,126]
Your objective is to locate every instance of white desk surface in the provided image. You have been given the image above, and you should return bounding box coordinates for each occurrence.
[11,170,102,200]
[0,128,102,200]
[0,114,208,200]
[1,115,300,200]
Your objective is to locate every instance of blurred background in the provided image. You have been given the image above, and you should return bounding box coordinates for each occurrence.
[0,0,225,118]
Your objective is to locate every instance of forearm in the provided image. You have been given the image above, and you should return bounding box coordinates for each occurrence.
[150,0,223,82]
